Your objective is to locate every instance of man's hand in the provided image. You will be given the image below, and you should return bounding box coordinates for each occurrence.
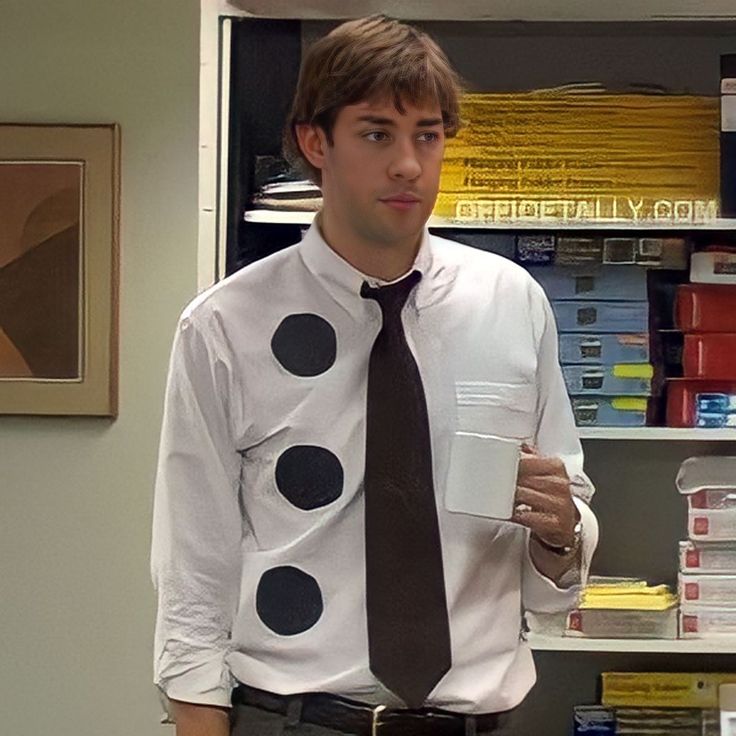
[512,443,579,551]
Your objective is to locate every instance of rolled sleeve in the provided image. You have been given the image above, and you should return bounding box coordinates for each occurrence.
[151,308,245,709]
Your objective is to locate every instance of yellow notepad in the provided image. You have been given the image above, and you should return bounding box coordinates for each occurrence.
[581,584,678,611]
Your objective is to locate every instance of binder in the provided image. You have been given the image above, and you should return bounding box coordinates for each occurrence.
[601,672,736,708]
[571,396,648,427]
[683,333,736,379]
[559,333,649,365]
[553,300,649,333]
[528,265,648,301]
[666,378,736,427]
[563,364,653,396]
[675,284,736,332]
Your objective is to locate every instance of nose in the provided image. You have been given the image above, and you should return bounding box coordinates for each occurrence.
[387,139,421,181]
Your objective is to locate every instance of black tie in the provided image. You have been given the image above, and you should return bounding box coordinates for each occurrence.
[361,270,452,708]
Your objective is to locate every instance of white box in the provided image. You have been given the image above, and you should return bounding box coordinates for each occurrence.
[680,604,736,637]
[680,541,736,573]
[688,508,736,541]
[677,456,736,496]
[689,489,736,511]
[690,251,736,284]
[680,572,736,606]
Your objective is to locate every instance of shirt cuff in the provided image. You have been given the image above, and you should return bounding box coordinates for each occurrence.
[154,651,235,723]
[522,497,598,612]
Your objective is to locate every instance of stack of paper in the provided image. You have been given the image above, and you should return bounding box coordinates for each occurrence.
[566,579,678,638]
[251,180,322,212]
[677,456,736,638]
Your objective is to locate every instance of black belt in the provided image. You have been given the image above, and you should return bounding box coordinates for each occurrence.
[232,683,503,735]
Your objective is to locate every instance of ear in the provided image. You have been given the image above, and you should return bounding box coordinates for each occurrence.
[295,124,328,172]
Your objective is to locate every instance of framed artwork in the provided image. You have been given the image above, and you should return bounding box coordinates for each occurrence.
[0,124,120,416]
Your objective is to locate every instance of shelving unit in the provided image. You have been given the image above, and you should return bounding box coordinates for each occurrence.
[580,427,736,440]
[215,7,736,734]
[529,634,736,653]
[245,209,736,231]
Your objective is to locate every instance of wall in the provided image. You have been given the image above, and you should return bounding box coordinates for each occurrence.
[0,1,199,733]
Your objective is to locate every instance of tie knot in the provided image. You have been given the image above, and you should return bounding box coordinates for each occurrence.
[360,270,421,317]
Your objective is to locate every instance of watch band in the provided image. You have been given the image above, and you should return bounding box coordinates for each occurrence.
[534,518,583,556]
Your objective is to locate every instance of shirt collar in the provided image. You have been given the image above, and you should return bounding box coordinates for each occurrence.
[298,217,455,315]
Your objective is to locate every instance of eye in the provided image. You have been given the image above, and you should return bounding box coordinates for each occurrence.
[418,131,441,143]
[364,131,390,143]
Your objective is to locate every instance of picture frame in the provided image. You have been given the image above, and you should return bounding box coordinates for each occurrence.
[0,123,120,416]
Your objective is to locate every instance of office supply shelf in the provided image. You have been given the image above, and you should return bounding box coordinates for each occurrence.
[244,209,736,231]
[529,633,736,653]
[579,428,736,440]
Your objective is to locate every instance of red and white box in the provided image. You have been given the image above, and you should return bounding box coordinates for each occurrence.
[679,572,736,606]
[677,457,736,499]
[666,379,736,427]
[678,458,736,539]
[680,605,736,637]
[680,541,736,573]
[688,508,736,541]
[687,489,736,511]
[690,250,736,285]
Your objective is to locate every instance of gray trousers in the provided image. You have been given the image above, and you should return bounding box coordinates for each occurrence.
[229,702,516,735]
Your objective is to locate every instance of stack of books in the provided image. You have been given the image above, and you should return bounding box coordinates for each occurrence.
[528,261,653,428]
[677,455,736,638]
[251,180,322,212]
[574,705,718,735]
[565,578,678,639]
[573,671,736,735]
[246,155,323,213]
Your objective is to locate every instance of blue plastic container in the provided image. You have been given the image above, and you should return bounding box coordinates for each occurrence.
[559,333,650,365]
[571,396,648,427]
[552,300,649,333]
[563,365,652,396]
[529,265,648,301]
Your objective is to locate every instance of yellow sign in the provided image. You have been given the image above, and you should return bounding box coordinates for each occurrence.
[436,93,720,223]
[450,196,719,224]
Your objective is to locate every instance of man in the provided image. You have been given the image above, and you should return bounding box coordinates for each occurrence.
[151,15,598,736]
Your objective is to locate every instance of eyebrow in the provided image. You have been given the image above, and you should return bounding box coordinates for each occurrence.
[356,115,444,127]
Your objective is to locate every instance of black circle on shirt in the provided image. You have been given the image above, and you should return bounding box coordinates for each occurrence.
[271,313,337,377]
[256,566,323,636]
[275,445,344,510]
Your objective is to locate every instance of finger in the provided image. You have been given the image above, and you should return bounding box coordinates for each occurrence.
[518,455,567,476]
[513,508,572,548]
[521,442,538,456]
[517,455,568,479]
[511,506,555,534]
[515,474,572,500]
[515,486,569,515]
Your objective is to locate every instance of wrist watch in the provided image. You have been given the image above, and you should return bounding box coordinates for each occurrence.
[535,518,583,556]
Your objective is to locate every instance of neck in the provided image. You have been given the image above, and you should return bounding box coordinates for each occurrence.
[317,209,423,282]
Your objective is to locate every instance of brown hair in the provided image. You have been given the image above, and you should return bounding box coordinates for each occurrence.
[283,15,464,184]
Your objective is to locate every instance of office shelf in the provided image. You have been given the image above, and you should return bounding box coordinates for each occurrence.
[529,633,736,653]
[244,209,736,231]
[578,427,736,441]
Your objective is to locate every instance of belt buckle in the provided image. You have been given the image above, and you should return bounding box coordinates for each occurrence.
[371,704,386,736]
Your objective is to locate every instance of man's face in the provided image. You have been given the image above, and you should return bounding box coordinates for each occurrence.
[317,97,445,251]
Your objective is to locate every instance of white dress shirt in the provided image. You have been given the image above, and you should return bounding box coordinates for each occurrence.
[151,221,598,716]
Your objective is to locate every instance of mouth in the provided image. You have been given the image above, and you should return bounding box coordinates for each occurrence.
[379,194,421,211]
